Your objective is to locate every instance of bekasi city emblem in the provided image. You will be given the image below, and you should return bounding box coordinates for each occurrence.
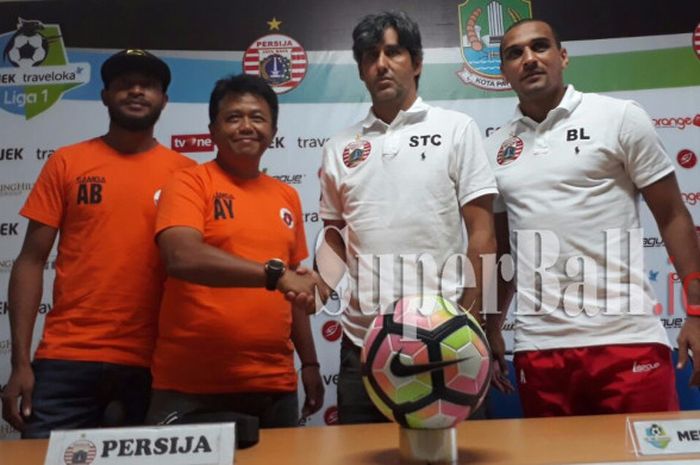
[243,18,308,94]
[456,0,532,90]
[342,139,371,168]
[496,135,523,165]
[0,18,90,119]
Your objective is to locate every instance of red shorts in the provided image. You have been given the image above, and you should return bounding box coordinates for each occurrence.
[514,343,679,417]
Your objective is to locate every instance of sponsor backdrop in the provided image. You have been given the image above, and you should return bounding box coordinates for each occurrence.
[0,0,699,439]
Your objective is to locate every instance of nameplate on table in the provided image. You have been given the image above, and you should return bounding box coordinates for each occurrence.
[631,419,700,456]
[44,423,235,465]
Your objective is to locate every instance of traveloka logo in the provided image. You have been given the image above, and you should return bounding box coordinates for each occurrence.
[0,18,90,119]
[456,0,532,90]
[644,424,671,449]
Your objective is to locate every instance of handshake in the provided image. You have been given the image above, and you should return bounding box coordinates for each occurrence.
[276,266,330,314]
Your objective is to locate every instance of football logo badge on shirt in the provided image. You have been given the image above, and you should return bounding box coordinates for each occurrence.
[280,207,294,228]
[496,136,524,165]
[342,139,371,168]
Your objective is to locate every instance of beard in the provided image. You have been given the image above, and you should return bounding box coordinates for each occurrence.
[107,103,164,132]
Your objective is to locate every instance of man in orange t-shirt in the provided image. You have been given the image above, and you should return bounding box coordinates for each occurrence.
[145,74,323,428]
[1,50,194,438]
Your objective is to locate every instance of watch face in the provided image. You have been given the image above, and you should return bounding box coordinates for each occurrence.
[267,259,285,272]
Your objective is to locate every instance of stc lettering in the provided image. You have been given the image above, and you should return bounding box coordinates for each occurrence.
[409,134,442,147]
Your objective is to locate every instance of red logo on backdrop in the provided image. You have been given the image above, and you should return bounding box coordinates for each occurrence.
[324,406,338,425]
[171,134,214,153]
[322,320,342,342]
[677,149,697,169]
[653,115,700,130]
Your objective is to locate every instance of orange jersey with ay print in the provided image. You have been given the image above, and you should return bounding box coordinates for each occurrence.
[20,138,195,366]
[152,161,308,393]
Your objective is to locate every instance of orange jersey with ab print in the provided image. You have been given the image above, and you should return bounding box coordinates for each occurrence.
[20,137,195,366]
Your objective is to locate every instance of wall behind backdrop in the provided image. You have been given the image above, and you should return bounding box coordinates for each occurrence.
[0,0,699,439]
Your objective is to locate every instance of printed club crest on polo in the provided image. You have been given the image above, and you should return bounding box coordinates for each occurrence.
[496,135,523,165]
[456,0,532,91]
[63,439,97,465]
[0,17,90,119]
[280,207,294,228]
[342,139,371,168]
[243,33,308,94]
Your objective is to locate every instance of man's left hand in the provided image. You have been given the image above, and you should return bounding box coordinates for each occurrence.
[301,365,325,417]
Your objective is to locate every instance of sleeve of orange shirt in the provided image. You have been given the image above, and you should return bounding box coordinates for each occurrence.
[288,187,309,266]
[20,150,68,228]
[155,167,209,236]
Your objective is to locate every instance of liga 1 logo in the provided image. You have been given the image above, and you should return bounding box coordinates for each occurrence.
[0,18,90,119]
[456,0,532,90]
[243,26,308,94]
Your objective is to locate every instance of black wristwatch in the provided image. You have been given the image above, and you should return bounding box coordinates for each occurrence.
[264,258,286,291]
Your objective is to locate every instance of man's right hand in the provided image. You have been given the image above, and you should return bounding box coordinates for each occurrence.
[486,328,514,394]
[1,363,35,431]
[278,269,319,313]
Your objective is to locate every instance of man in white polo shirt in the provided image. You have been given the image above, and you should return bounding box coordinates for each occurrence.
[485,19,700,416]
[318,11,498,424]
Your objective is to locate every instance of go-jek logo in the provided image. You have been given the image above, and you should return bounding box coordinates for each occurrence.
[0,18,90,119]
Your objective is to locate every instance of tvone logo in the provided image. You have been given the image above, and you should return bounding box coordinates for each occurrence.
[653,114,700,130]
[682,192,700,206]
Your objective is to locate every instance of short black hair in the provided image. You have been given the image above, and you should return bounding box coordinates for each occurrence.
[499,19,562,61]
[352,11,423,84]
[208,74,279,128]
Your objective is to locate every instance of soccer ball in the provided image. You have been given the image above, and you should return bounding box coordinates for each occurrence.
[362,295,492,429]
[5,32,48,68]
